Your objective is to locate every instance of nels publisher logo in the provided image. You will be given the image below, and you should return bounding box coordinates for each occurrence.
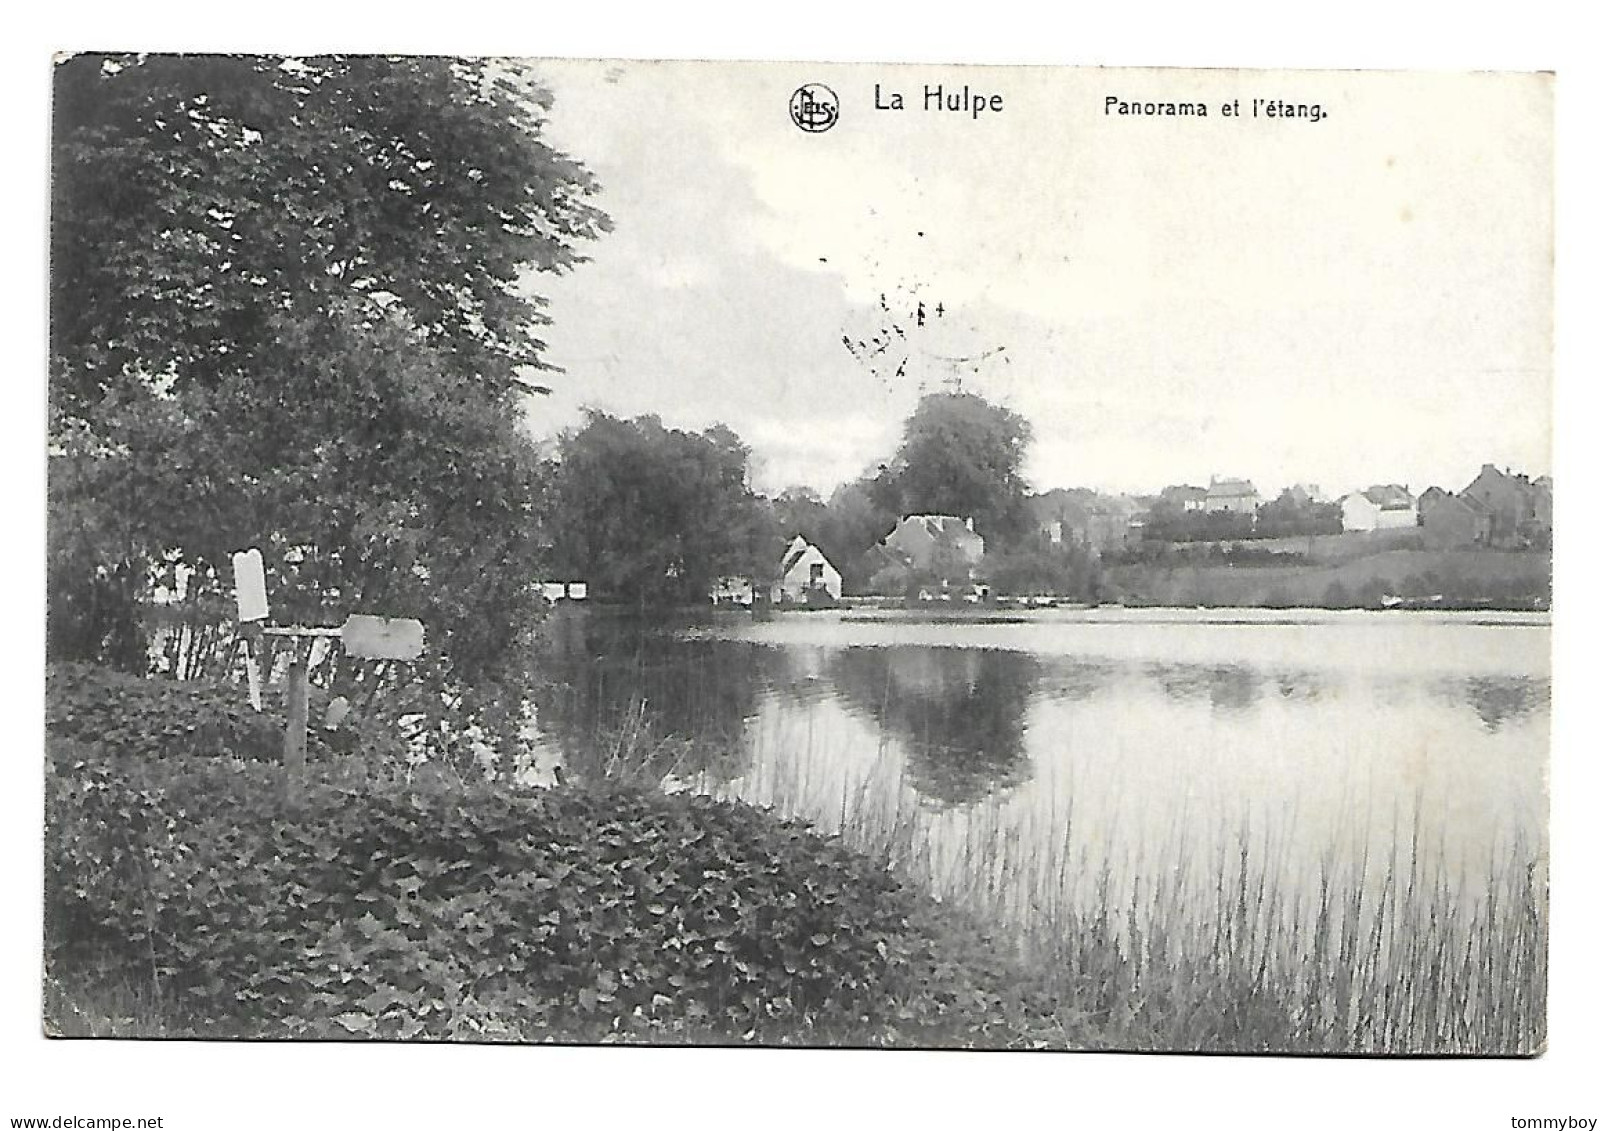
[789,83,839,133]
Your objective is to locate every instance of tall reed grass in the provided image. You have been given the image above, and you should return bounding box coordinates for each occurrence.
[698,727,1546,1054]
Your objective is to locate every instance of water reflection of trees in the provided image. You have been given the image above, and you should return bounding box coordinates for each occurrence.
[1461,676,1549,732]
[1035,663,1116,704]
[824,647,1038,807]
[534,610,776,785]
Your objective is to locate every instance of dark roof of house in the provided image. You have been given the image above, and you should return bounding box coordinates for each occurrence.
[898,515,980,541]
[1465,464,1534,493]
[1205,479,1257,497]
[1362,484,1414,510]
[1422,490,1484,516]
[780,537,829,577]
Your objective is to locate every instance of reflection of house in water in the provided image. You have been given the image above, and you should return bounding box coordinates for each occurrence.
[780,643,831,683]
[882,647,980,696]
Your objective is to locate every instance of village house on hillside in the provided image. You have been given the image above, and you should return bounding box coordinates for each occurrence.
[1340,484,1418,532]
[1203,478,1260,515]
[1417,487,1492,548]
[882,515,985,571]
[865,515,986,594]
[1066,497,1145,550]
[1034,491,1145,551]
[772,535,842,604]
[1460,464,1552,548]
[1533,477,1553,529]
[1159,484,1208,513]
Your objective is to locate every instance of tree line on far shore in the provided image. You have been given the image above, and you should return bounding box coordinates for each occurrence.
[540,391,1099,606]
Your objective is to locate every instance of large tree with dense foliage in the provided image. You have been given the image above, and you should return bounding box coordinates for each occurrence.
[48,53,609,765]
[1254,489,1343,539]
[884,392,1034,546]
[544,413,775,604]
[51,54,604,412]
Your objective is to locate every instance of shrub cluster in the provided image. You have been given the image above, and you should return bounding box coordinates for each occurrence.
[45,662,1079,1046]
[45,745,1014,1043]
[47,662,310,764]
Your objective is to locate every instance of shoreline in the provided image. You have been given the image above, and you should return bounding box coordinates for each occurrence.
[44,661,1546,1054]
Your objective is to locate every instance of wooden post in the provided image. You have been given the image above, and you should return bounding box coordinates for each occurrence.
[283,644,310,805]
[254,618,420,805]
[240,622,265,711]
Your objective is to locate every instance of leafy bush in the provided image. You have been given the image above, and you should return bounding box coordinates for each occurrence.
[44,742,1042,1044]
[47,662,296,764]
[44,663,1076,1046]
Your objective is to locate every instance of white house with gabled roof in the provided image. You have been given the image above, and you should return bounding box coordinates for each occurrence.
[772,535,842,603]
[1341,484,1417,532]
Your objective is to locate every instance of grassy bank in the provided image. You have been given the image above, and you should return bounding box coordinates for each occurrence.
[1105,548,1551,610]
[44,670,1069,1046]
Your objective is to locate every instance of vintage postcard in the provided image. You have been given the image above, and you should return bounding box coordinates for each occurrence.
[44,56,1551,1058]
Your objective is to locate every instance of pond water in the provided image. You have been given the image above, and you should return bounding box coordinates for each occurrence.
[530,607,1549,950]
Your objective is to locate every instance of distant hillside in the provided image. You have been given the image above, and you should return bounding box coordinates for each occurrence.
[1104,548,1551,610]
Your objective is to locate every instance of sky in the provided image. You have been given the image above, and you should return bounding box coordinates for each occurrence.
[519,61,1552,502]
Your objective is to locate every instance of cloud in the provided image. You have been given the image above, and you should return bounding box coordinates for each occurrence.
[526,61,1551,499]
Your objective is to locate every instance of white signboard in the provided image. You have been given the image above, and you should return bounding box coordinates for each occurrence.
[340,615,425,661]
[231,549,269,622]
